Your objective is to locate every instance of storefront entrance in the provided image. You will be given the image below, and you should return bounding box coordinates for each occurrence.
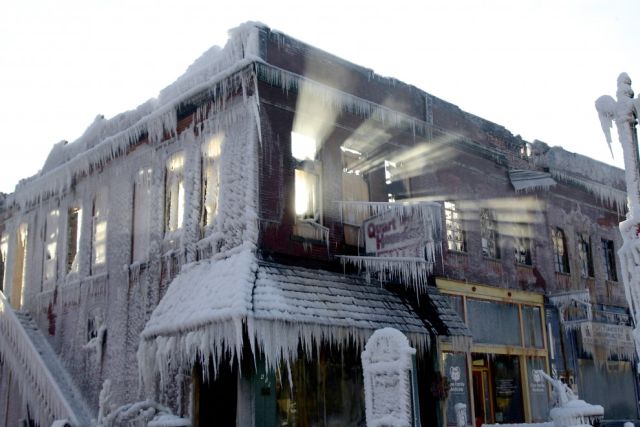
[471,354,524,426]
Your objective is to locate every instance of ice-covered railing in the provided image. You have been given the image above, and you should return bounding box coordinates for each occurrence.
[0,290,80,426]
[336,200,441,293]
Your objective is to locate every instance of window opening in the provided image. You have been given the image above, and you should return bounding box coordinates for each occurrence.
[43,209,59,284]
[577,233,594,278]
[66,207,81,274]
[200,136,221,230]
[165,152,185,234]
[445,201,466,252]
[480,209,500,259]
[514,225,532,265]
[602,239,618,282]
[551,228,570,274]
[92,190,108,270]
[132,168,152,263]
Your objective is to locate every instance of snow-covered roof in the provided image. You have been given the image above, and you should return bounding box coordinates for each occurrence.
[509,169,557,192]
[137,249,460,385]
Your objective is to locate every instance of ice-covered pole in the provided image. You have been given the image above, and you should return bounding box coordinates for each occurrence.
[596,73,640,365]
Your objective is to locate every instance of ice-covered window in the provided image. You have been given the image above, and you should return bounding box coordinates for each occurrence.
[0,233,7,292]
[480,208,500,259]
[522,305,544,348]
[467,298,521,346]
[91,190,108,270]
[12,224,28,308]
[132,168,152,263]
[200,136,221,231]
[445,201,466,252]
[43,209,59,284]
[551,228,570,274]
[292,133,320,222]
[602,239,618,282]
[577,233,594,278]
[164,152,185,234]
[341,146,369,246]
[514,225,532,266]
[66,206,81,274]
[384,159,407,202]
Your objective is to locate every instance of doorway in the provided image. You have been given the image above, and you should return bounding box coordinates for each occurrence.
[472,356,493,427]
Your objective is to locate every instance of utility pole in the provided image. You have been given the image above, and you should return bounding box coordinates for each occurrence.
[596,72,640,365]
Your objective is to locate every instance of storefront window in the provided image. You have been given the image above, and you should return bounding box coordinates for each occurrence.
[526,357,550,422]
[522,305,544,348]
[492,355,524,424]
[444,352,470,426]
[276,348,365,426]
[467,299,521,346]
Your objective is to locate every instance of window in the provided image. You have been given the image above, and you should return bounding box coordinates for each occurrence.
[445,201,466,252]
[292,132,320,222]
[577,233,594,278]
[200,136,221,230]
[341,146,369,246]
[165,152,185,234]
[602,239,618,282]
[551,228,570,274]
[43,209,59,284]
[0,233,7,292]
[13,224,28,308]
[132,168,152,263]
[514,225,532,265]
[66,206,81,274]
[480,208,500,259]
[91,190,108,270]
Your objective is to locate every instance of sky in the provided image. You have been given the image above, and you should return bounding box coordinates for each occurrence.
[1,0,639,194]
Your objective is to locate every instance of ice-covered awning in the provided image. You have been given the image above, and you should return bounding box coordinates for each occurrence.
[509,169,557,192]
[137,249,445,385]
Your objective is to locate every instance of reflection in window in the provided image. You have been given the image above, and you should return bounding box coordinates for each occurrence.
[467,299,521,346]
[522,305,544,348]
[13,224,28,308]
[577,233,594,278]
[445,202,466,252]
[92,191,108,269]
[602,239,618,282]
[514,225,532,265]
[66,207,82,274]
[481,209,500,259]
[165,152,185,234]
[43,209,59,283]
[200,136,221,230]
[551,228,570,274]
[276,347,365,426]
[341,146,369,246]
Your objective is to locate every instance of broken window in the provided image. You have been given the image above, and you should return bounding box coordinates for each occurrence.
[165,152,185,234]
[514,225,532,266]
[341,146,369,246]
[602,239,618,282]
[66,206,82,274]
[480,208,500,259]
[43,209,59,284]
[132,168,152,263]
[445,201,466,252]
[577,233,594,278]
[551,228,570,274]
[91,190,108,270]
[292,132,321,222]
[200,136,221,231]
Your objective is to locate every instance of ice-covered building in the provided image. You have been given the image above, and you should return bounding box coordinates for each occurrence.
[0,22,636,426]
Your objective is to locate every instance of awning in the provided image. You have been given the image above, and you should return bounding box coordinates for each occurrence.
[138,249,466,384]
[509,169,557,192]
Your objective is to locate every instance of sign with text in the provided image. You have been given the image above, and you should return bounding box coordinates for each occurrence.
[363,210,427,256]
[580,322,634,355]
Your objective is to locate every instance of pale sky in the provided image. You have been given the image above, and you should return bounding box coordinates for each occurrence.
[1,0,638,194]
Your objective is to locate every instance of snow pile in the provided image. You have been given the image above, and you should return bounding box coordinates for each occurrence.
[0,291,79,426]
[9,22,265,209]
[361,328,416,427]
